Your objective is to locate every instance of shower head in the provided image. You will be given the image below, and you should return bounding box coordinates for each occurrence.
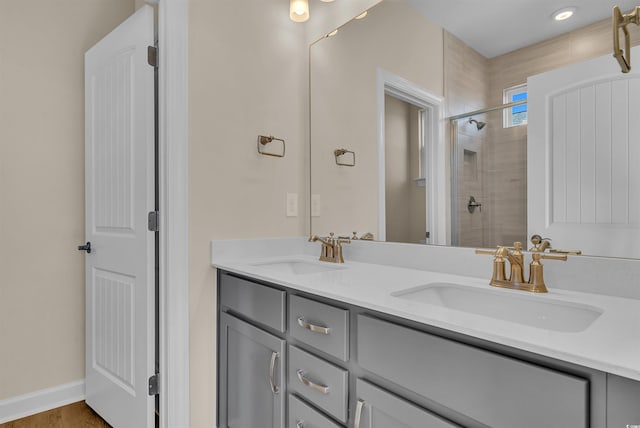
[469,118,486,130]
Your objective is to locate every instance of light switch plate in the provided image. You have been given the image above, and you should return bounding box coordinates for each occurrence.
[311,194,321,217]
[286,193,298,217]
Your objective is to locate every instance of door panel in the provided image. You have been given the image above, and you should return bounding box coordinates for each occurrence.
[528,46,640,258]
[84,6,155,428]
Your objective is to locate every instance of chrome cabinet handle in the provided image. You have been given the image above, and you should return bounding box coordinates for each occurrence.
[296,369,330,394]
[269,352,280,394]
[354,399,365,428]
[297,317,331,335]
[295,421,304,428]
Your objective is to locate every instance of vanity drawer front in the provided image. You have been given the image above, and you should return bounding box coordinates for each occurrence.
[289,295,349,361]
[288,394,343,428]
[357,315,588,428]
[220,273,286,332]
[355,378,460,428]
[288,345,348,423]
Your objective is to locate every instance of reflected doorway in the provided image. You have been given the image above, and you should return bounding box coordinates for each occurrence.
[384,94,427,243]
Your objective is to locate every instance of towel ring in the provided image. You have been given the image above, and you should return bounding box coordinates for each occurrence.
[258,135,285,158]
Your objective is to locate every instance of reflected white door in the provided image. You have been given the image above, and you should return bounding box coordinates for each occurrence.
[83,6,155,427]
[528,46,640,258]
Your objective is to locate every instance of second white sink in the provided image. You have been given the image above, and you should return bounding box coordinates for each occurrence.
[391,283,603,333]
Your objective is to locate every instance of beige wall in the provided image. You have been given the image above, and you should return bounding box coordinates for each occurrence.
[0,0,134,400]
[188,0,308,425]
[384,96,425,243]
[310,0,443,238]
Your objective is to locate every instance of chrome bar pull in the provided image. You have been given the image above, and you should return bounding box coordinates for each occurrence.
[297,317,331,335]
[296,369,330,394]
[269,352,280,394]
[354,399,365,428]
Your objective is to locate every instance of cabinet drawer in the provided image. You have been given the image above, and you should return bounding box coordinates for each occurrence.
[220,273,286,332]
[355,379,460,428]
[288,394,343,428]
[289,295,349,361]
[357,315,588,428]
[288,346,348,423]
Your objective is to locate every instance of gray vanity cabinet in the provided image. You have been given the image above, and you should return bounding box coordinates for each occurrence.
[218,312,286,428]
[217,270,640,428]
[354,379,460,428]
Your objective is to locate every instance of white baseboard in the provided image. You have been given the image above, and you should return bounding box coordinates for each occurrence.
[0,380,85,424]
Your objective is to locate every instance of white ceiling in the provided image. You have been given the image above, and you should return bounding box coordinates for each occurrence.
[405,0,640,58]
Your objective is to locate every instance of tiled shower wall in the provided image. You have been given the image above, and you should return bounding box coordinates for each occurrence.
[443,32,490,247]
[445,17,640,249]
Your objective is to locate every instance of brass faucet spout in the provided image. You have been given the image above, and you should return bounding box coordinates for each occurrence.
[309,232,349,263]
[476,241,567,293]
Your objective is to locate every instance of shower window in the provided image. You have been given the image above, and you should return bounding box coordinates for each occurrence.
[503,83,528,128]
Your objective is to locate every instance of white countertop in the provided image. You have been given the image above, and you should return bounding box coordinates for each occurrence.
[211,239,640,382]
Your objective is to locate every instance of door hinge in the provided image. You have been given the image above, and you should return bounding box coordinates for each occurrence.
[148,374,159,396]
[147,46,158,68]
[148,211,159,232]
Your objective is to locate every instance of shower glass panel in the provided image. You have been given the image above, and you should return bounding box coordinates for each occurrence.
[451,105,527,248]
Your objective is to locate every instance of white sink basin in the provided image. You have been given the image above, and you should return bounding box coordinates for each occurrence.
[251,260,345,275]
[391,283,603,333]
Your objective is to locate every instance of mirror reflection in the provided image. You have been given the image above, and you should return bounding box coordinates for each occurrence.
[310,0,640,258]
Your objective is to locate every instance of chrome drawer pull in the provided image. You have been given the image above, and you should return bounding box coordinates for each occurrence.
[297,316,331,335]
[354,399,365,428]
[269,351,280,394]
[296,421,304,428]
[296,369,330,394]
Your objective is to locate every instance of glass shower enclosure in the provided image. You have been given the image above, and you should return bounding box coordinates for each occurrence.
[450,101,528,248]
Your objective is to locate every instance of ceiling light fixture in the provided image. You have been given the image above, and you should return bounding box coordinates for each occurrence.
[327,29,339,37]
[290,0,309,22]
[355,11,368,20]
[552,7,576,21]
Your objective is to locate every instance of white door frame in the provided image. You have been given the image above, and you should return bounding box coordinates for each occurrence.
[157,0,190,427]
[376,69,446,244]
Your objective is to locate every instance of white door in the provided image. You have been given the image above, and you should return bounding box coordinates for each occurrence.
[83,6,155,427]
[528,46,640,258]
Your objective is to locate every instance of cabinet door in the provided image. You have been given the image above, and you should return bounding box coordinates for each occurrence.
[354,379,460,428]
[219,312,286,428]
[607,374,640,427]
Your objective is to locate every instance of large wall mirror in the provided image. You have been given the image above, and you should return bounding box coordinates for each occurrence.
[310,0,640,258]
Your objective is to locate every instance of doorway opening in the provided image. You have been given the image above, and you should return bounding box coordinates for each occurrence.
[376,69,446,245]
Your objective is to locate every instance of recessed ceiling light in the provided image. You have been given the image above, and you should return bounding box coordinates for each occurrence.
[552,7,576,21]
[327,29,339,37]
[355,11,368,20]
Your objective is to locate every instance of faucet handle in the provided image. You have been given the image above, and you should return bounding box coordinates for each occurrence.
[475,246,508,258]
[539,253,568,262]
[549,249,582,255]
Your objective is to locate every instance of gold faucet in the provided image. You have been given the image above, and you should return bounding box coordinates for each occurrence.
[476,242,567,293]
[309,233,351,263]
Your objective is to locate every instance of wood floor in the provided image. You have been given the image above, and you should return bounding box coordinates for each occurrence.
[0,402,110,428]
